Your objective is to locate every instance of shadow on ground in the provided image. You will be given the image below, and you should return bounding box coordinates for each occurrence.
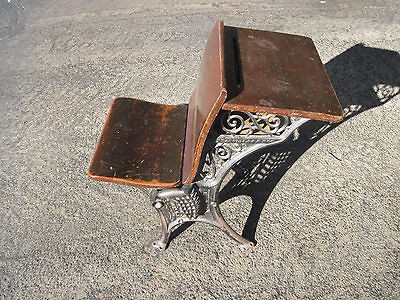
[218,44,400,244]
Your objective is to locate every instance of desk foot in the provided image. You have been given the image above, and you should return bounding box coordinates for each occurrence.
[150,185,254,250]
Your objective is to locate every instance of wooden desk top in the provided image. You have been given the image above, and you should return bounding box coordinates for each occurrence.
[223,26,344,122]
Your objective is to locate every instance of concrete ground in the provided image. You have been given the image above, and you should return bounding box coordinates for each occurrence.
[1,0,399,298]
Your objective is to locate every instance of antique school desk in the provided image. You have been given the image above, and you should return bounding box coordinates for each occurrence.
[89,21,343,251]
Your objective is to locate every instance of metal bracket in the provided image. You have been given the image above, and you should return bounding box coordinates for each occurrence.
[150,111,309,251]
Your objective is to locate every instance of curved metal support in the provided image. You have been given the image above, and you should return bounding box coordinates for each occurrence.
[205,184,255,249]
[199,112,309,187]
[150,111,309,251]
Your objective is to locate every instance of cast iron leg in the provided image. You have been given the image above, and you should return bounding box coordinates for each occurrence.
[150,185,254,251]
[206,185,255,249]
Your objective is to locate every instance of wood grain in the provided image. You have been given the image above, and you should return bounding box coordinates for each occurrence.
[181,20,227,184]
[222,26,344,122]
[88,98,187,188]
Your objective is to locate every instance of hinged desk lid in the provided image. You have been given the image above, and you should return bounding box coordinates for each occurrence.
[223,26,344,122]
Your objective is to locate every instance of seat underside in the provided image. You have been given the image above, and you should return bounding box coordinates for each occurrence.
[88,98,187,188]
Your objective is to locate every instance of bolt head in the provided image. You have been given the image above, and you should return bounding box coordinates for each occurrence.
[154,201,164,209]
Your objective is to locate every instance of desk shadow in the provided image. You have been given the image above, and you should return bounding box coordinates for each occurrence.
[219,44,400,244]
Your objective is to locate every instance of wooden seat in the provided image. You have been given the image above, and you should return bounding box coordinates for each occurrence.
[89,20,227,188]
[88,98,187,188]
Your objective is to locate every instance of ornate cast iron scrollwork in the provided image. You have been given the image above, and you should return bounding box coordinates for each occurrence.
[151,110,310,251]
[221,111,290,136]
[201,143,245,180]
[200,111,309,181]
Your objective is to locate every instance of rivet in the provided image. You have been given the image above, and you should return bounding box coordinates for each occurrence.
[154,201,164,209]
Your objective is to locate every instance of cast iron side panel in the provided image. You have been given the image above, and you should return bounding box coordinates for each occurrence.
[182,20,227,184]
[88,98,188,188]
[223,27,343,122]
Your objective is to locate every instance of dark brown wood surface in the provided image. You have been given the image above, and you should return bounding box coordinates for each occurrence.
[222,26,344,122]
[181,20,227,184]
[88,21,345,189]
[88,98,187,188]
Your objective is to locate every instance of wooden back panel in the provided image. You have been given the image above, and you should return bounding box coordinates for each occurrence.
[182,20,227,184]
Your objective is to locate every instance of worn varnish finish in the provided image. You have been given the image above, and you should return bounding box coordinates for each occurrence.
[181,20,227,184]
[89,21,344,189]
[223,27,343,122]
[88,98,187,188]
